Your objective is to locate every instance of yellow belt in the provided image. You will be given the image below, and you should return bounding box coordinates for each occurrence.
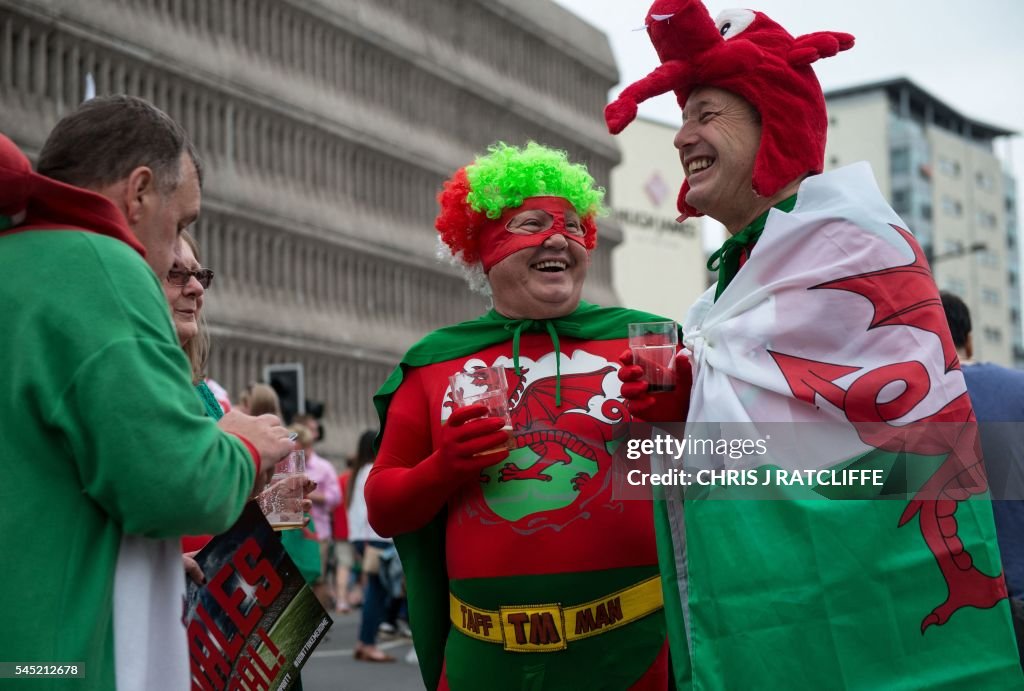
[449,575,663,653]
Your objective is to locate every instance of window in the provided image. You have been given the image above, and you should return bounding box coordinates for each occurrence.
[943,278,966,296]
[983,326,1003,343]
[977,250,999,268]
[975,210,997,229]
[982,288,1001,305]
[892,188,909,216]
[938,156,961,178]
[891,147,910,174]
[942,195,963,217]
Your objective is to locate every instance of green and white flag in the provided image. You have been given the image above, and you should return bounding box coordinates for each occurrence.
[660,163,1022,689]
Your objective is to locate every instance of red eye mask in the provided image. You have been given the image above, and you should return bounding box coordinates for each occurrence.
[478,197,587,272]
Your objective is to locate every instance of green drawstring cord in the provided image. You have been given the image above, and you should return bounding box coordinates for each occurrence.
[545,321,562,407]
[708,194,798,300]
[706,221,764,296]
[507,319,563,407]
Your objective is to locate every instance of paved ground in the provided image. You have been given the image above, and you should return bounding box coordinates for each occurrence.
[301,609,422,690]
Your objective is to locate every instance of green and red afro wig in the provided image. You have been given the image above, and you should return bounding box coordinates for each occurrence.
[435,141,606,265]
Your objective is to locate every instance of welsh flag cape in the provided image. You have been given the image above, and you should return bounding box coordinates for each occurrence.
[373,302,664,689]
[658,162,1022,689]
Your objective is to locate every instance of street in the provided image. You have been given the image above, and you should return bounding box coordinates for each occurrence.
[301,610,422,690]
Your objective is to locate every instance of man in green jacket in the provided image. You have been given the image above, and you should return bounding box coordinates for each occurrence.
[0,96,294,690]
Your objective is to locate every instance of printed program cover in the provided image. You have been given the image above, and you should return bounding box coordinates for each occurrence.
[184,502,332,691]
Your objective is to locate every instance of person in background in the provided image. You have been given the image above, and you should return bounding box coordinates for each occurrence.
[291,415,341,609]
[345,431,381,611]
[0,97,292,690]
[942,291,1024,668]
[348,429,395,662]
[238,382,283,415]
[282,423,330,587]
[332,453,355,614]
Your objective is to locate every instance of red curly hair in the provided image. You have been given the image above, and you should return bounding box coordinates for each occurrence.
[435,165,600,266]
[435,168,488,265]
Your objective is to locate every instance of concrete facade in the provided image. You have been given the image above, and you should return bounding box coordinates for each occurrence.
[825,78,1021,368]
[0,0,623,457]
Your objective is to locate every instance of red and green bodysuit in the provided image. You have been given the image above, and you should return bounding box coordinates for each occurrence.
[368,304,671,690]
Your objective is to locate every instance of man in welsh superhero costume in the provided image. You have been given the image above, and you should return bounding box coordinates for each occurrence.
[608,1,1023,688]
[365,142,687,690]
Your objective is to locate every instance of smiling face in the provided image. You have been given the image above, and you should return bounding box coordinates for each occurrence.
[162,236,205,346]
[487,203,589,320]
[675,86,763,233]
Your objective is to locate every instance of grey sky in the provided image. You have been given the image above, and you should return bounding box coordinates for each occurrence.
[553,0,1024,208]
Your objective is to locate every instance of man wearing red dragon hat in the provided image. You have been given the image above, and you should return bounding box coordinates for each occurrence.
[608,1,1023,688]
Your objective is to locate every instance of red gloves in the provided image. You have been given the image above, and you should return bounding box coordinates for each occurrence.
[617,349,692,423]
[365,403,511,537]
[436,404,512,483]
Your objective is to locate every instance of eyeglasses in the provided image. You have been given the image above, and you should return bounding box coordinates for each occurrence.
[166,267,214,289]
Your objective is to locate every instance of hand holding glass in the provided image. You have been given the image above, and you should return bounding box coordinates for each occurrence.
[257,448,306,530]
[449,366,514,452]
[628,322,679,392]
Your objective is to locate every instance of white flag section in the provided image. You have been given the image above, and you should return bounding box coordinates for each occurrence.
[681,162,968,474]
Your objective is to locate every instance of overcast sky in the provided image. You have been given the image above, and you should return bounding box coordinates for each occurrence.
[552,0,1024,245]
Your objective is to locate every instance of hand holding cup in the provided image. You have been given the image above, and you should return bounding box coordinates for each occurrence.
[449,366,514,455]
[627,322,679,393]
[436,404,512,483]
[256,448,307,530]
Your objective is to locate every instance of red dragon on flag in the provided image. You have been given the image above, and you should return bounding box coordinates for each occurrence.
[769,225,1006,631]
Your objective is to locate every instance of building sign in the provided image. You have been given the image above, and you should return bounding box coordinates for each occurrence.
[614,208,697,237]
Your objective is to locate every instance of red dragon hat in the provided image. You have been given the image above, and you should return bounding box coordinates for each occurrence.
[605,1,854,219]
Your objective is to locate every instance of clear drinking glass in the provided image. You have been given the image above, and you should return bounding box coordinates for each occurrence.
[628,322,679,392]
[257,448,306,530]
[449,365,514,451]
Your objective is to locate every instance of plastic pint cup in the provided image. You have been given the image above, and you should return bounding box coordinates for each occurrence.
[449,365,514,452]
[628,322,679,392]
[257,448,306,530]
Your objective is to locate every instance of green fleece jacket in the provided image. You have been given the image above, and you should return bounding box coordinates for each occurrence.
[0,229,255,689]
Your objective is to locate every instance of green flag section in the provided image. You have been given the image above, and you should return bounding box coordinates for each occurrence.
[656,450,1022,688]
[660,493,1021,689]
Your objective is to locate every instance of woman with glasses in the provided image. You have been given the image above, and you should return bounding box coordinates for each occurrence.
[165,231,224,560]
[165,233,314,691]
[161,231,220,417]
